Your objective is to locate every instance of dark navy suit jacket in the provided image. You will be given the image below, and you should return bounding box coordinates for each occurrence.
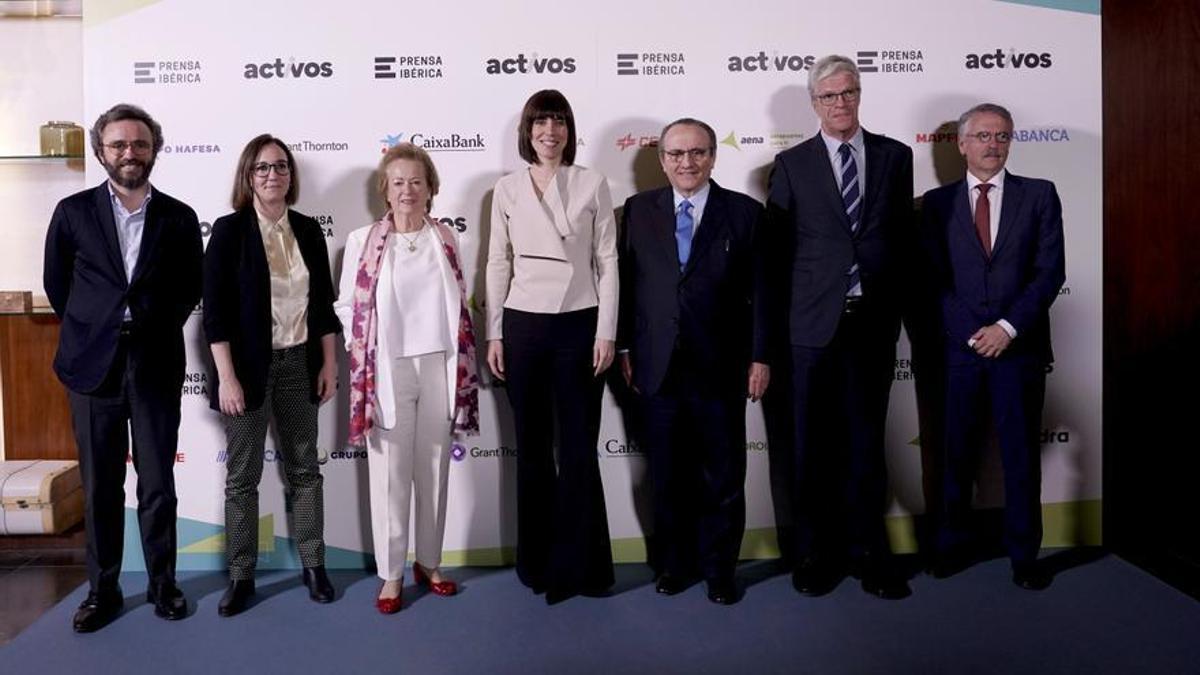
[920,172,1065,365]
[617,181,769,396]
[43,182,203,394]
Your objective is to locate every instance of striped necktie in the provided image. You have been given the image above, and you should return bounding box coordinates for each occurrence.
[839,143,861,293]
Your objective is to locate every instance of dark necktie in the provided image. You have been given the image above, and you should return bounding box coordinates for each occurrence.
[676,199,694,270]
[839,143,861,292]
[975,183,993,256]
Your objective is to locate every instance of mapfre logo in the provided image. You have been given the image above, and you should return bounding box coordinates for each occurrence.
[485,53,576,75]
[244,57,334,79]
[965,49,1053,70]
[726,51,815,73]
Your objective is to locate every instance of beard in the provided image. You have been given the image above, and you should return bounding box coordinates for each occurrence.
[101,155,156,190]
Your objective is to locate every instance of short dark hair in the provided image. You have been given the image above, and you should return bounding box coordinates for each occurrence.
[658,118,718,157]
[957,102,1014,137]
[517,89,577,166]
[376,142,440,212]
[231,134,300,210]
[90,103,164,159]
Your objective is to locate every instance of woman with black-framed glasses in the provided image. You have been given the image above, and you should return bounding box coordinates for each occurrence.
[202,133,342,617]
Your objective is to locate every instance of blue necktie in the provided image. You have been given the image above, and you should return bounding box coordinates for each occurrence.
[676,199,694,271]
[839,143,862,293]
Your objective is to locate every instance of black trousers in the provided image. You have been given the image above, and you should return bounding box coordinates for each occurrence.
[68,331,182,593]
[641,351,746,582]
[939,353,1046,565]
[503,307,613,593]
[790,306,896,565]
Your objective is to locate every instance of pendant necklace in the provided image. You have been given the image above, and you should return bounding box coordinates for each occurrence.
[397,224,423,253]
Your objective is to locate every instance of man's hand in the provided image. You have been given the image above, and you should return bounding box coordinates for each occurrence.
[970,324,1013,358]
[747,362,770,402]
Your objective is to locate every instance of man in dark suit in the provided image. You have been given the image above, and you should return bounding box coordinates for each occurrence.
[618,118,769,605]
[921,103,1065,590]
[43,103,203,631]
[767,55,914,599]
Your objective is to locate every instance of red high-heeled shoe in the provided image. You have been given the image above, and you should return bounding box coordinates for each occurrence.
[413,563,458,597]
[376,581,403,614]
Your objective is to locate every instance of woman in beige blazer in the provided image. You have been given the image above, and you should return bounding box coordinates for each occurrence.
[486,89,617,603]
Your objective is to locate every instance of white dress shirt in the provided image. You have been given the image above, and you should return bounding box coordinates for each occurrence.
[820,128,866,297]
[965,168,1017,341]
[107,182,150,319]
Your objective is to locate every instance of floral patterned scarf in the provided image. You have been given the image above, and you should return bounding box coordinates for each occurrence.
[346,212,479,446]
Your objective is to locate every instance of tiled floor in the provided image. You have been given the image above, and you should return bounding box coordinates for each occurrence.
[0,546,87,645]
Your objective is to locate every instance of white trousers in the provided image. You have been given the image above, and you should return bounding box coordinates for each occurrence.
[367,351,451,581]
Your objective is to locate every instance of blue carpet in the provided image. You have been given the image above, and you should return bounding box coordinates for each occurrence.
[1,554,1197,674]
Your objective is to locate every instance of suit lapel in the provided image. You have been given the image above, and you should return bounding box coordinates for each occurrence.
[652,187,681,269]
[992,172,1024,259]
[90,183,128,286]
[683,182,725,278]
[949,179,987,259]
[129,190,163,286]
[804,137,851,233]
[861,131,885,240]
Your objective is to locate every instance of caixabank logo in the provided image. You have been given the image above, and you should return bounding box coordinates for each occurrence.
[485,53,576,75]
[602,438,644,458]
[965,49,1053,70]
[726,50,815,73]
[856,49,924,74]
[244,57,334,79]
[616,52,686,76]
[133,60,203,85]
[380,131,485,153]
[374,55,444,80]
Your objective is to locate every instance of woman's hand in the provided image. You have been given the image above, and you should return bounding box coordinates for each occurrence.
[487,340,505,381]
[316,360,337,404]
[219,376,246,417]
[593,339,615,376]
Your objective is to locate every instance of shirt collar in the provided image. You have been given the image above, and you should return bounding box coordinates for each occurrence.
[673,180,711,213]
[107,182,153,215]
[820,127,865,158]
[966,167,1007,192]
[255,207,290,235]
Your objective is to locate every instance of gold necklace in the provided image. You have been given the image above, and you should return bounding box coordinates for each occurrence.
[396,223,424,252]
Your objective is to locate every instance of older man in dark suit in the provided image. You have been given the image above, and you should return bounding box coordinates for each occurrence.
[767,54,914,599]
[921,103,1065,590]
[618,118,769,605]
[44,103,203,632]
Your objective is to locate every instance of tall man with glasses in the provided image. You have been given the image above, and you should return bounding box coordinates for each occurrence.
[921,103,1064,590]
[766,54,914,599]
[44,103,203,632]
[618,118,770,604]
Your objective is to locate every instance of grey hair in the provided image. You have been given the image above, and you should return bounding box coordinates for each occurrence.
[658,117,718,157]
[89,103,164,158]
[957,103,1014,137]
[808,54,860,95]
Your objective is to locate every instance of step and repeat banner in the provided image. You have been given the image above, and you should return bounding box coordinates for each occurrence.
[82,0,1101,569]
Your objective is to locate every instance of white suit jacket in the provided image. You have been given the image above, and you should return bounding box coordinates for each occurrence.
[485,164,618,340]
[335,224,462,430]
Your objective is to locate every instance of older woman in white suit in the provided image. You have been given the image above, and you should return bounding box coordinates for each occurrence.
[336,142,479,614]
[485,89,618,604]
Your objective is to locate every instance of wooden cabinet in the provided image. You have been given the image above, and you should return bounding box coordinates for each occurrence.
[0,312,74,460]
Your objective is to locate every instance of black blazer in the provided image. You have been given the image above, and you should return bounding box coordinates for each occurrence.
[202,208,341,411]
[767,130,914,348]
[43,182,203,394]
[617,181,770,396]
[920,172,1065,366]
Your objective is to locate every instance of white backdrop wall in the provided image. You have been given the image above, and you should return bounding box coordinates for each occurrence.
[79,0,1101,569]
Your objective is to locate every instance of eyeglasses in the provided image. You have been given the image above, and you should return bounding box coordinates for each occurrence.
[964,131,1012,144]
[662,148,713,163]
[252,161,291,177]
[814,88,861,106]
[103,140,153,155]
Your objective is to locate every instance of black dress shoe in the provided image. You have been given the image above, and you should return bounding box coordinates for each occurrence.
[705,578,738,605]
[217,579,255,617]
[545,587,576,605]
[1012,562,1052,591]
[302,566,335,603]
[146,583,188,620]
[73,590,123,633]
[655,573,691,596]
[791,557,835,596]
[861,572,912,600]
[929,550,973,579]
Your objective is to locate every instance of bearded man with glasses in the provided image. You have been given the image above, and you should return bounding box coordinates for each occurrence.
[766,54,916,600]
[44,103,203,632]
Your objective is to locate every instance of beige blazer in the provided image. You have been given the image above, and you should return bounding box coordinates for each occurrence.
[334,222,463,430]
[485,164,618,340]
